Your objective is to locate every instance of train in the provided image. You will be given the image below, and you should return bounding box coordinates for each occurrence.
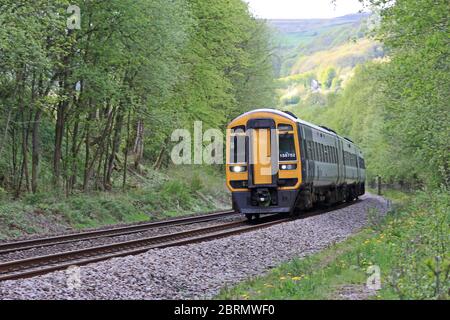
[226,109,366,220]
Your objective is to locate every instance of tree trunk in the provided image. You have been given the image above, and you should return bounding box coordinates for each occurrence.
[84,107,114,191]
[83,107,94,191]
[153,137,169,170]
[68,118,79,193]
[0,108,12,160]
[122,110,131,190]
[133,118,144,170]
[53,99,66,188]
[105,110,124,189]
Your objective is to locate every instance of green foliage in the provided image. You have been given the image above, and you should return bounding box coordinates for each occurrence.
[370,0,450,187]
[0,202,38,239]
[271,14,373,77]
[287,63,390,182]
[273,15,384,109]
[320,67,337,89]
[0,187,7,201]
[0,0,274,197]
[0,166,229,238]
[218,189,449,300]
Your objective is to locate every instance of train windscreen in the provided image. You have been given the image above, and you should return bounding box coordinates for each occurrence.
[279,134,296,161]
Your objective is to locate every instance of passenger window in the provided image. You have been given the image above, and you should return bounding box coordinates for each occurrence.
[314,142,318,161]
[307,141,313,160]
[321,144,325,162]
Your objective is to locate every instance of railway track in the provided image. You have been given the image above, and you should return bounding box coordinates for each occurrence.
[0,200,359,282]
[0,215,290,281]
[0,209,236,255]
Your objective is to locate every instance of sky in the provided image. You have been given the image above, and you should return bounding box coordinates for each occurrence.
[245,0,365,19]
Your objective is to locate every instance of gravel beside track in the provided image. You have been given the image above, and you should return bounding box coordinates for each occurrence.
[0,194,388,300]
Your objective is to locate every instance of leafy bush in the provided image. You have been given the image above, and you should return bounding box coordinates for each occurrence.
[0,187,7,201]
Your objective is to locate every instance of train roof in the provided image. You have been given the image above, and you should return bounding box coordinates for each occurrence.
[231,108,361,150]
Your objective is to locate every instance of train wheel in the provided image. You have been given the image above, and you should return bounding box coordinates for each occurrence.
[346,190,353,202]
[245,214,253,221]
[291,208,301,217]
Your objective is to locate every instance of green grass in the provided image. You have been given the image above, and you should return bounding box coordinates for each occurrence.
[0,166,230,239]
[218,189,449,300]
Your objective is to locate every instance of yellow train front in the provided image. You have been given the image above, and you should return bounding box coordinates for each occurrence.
[226,109,365,219]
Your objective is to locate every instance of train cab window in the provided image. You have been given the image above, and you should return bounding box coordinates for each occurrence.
[229,135,247,164]
[278,124,293,132]
[279,134,297,161]
[231,125,245,134]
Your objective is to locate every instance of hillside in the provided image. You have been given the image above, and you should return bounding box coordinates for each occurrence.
[269,14,384,107]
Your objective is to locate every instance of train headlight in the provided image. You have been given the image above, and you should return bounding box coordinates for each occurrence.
[280,164,297,170]
[230,165,247,173]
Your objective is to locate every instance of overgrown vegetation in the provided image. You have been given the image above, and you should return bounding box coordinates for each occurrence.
[0,166,229,239]
[219,0,450,300]
[0,1,272,232]
[218,189,449,300]
[284,0,449,188]
[0,0,274,197]
[272,14,383,107]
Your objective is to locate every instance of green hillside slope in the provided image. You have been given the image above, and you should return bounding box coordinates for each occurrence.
[269,14,384,107]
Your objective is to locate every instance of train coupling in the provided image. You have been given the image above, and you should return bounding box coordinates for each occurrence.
[255,188,271,207]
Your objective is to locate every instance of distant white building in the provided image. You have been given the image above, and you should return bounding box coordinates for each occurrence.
[311,79,321,92]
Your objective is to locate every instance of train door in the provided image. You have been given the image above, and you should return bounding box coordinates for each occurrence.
[355,148,361,184]
[246,118,278,187]
[338,139,345,184]
[251,128,272,185]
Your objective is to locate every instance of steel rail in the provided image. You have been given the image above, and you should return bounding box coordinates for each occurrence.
[0,216,290,281]
[0,209,235,254]
[0,200,360,281]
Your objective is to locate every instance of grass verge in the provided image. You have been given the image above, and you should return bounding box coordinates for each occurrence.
[217,189,449,300]
[0,166,229,239]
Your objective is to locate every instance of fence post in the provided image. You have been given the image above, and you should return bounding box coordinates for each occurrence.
[377,176,382,196]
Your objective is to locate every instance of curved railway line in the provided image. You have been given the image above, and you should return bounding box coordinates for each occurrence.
[0,201,358,282]
[0,209,236,255]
